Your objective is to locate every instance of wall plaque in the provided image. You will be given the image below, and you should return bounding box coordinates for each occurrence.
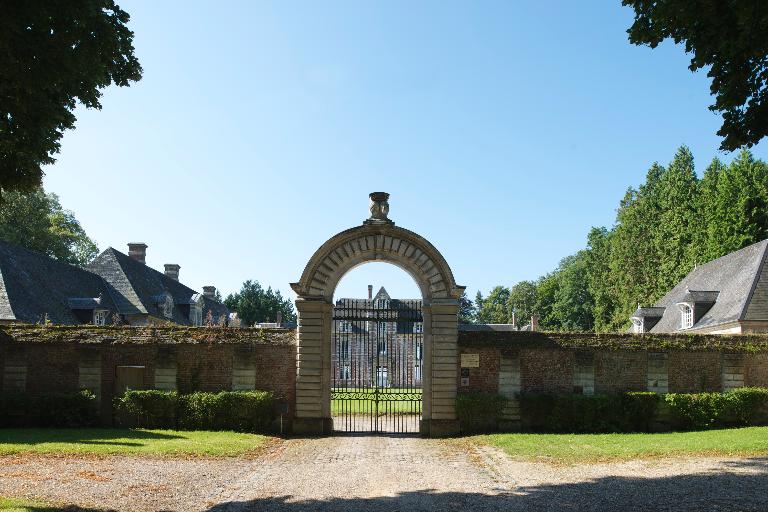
[460,353,480,368]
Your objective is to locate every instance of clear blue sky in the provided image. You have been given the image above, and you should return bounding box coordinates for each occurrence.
[43,1,766,302]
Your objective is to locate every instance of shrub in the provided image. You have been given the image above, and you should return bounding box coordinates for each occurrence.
[515,388,768,433]
[519,392,661,433]
[116,390,178,428]
[0,390,98,427]
[663,392,728,430]
[724,387,768,426]
[663,388,768,430]
[456,392,507,433]
[178,391,275,432]
[115,389,276,433]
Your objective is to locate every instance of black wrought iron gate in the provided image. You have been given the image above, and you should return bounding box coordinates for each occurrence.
[331,297,423,433]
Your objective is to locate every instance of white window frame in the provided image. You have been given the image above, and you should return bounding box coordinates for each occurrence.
[93,309,108,326]
[163,295,174,318]
[631,318,644,334]
[414,364,422,383]
[190,305,202,326]
[376,366,388,387]
[680,304,694,329]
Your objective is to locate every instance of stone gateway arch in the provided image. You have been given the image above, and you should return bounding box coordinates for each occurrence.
[291,192,465,436]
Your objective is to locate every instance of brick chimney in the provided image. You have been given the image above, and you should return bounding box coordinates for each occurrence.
[127,243,147,264]
[368,285,373,300]
[203,286,217,300]
[164,264,180,281]
[531,314,540,332]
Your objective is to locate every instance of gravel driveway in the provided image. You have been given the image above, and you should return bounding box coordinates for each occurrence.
[1,435,767,511]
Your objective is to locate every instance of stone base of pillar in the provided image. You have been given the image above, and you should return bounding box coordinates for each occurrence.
[420,419,461,437]
[292,417,333,436]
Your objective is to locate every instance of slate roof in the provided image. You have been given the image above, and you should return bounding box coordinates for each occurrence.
[0,240,117,324]
[679,290,720,304]
[649,239,768,332]
[87,247,228,325]
[631,307,666,319]
[334,287,422,334]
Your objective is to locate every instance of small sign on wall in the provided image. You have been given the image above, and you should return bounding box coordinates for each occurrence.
[460,367,470,386]
[461,353,480,368]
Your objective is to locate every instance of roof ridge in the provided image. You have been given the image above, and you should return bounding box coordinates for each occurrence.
[105,249,150,314]
[739,239,768,321]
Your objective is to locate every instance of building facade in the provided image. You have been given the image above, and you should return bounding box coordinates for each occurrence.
[331,286,423,389]
[0,240,228,327]
[631,239,768,334]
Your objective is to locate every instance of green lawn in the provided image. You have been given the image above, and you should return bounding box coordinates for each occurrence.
[0,497,80,512]
[468,426,768,463]
[0,429,271,457]
[331,387,422,414]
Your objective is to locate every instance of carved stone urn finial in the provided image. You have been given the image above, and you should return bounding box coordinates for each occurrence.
[365,192,394,225]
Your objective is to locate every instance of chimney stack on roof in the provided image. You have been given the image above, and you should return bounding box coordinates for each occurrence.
[368,285,373,300]
[203,286,217,300]
[164,264,180,281]
[531,314,540,332]
[127,243,147,264]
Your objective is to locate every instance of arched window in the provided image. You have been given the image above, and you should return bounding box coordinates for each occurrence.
[680,304,693,329]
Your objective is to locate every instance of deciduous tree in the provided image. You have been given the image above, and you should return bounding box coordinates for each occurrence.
[0,187,98,266]
[0,0,142,197]
[624,0,768,150]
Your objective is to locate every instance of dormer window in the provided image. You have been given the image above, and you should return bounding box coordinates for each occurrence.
[680,304,694,329]
[93,310,108,326]
[163,295,174,318]
[189,305,202,326]
[675,290,718,331]
[630,306,665,334]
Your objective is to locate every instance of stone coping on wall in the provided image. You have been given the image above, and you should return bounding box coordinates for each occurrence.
[458,330,768,352]
[0,324,297,346]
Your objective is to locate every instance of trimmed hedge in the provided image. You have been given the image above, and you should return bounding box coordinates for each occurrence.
[116,390,276,433]
[515,387,768,433]
[663,387,768,430]
[456,392,507,433]
[0,390,98,428]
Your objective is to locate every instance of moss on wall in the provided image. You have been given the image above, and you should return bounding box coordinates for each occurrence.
[458,331,768,353]
[0,324,296,346]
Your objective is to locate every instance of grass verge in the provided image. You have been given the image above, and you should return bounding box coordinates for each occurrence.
[468,426,768,463]
[0,497,73,512]
[0,428,271,457]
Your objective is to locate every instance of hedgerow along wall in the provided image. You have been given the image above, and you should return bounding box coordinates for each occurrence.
[0,325,296,428]
[457,329,768,430]
[3,325,768,434]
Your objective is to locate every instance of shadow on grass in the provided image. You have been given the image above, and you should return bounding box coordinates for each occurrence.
[204,459,768,512]
[0,428,184,447]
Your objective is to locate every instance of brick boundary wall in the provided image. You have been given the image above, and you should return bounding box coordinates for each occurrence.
[4,326,768,433]
[457,330,768,428]
[457,331,768,395]
[0,326,296,428]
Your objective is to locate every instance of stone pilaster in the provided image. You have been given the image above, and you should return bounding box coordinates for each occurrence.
[293,299,333,435]
[421,300,460,436]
